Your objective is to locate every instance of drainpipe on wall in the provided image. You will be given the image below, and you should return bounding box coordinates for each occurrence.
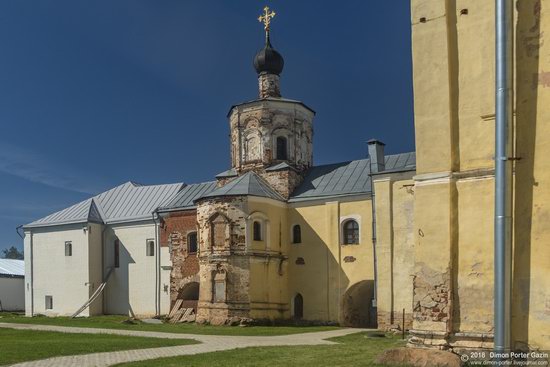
[152,210,161,316]
[367,139,385,328]
[494,0,513,355]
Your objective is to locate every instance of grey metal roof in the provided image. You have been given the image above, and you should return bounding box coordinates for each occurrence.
[0,259,24,277]
[265,162,296,172]
[197,171,285,202]
[289,152,415,202]
[215,168,238,178]
[158,181,217,212]
[25,181,184,228]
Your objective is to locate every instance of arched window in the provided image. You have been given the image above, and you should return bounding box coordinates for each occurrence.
[293,293,303,319]
[343,220,360,244]
[253,221,262,241]
[276,136,288,160]
[292,225,301,244]
[187,232,198,253]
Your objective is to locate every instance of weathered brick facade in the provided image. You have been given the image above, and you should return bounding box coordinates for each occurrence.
[159,210,200,309]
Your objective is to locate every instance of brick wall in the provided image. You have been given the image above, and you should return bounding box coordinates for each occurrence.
[159,210,200,307]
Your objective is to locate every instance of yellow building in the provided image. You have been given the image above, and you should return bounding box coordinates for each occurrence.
[408,0,550,351]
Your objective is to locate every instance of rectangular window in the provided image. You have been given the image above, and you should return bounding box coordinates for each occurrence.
[65,241,72,256]
[45,295,53,310]
[146,239,155,256]
[114,239,120,268]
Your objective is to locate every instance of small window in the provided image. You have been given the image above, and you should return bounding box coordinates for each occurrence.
[343,220,360,245]
[114,239,120,268]
[146,239,155,256]
[253,221,262,241]
[188,232,198,253]
[45,295,53,310]
[276,136,288,160]
[65,241,72,256]
[292,225,301,244]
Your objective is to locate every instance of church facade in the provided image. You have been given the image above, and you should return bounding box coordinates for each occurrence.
[23,20,416,330]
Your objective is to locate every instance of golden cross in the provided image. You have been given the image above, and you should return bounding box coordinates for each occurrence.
[258,6,276,32]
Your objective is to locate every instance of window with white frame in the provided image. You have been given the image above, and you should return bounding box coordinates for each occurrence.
[342,219,360,245]
[253,221,262,241]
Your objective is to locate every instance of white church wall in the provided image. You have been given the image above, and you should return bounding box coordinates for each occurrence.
[25,224,92,316]
[0,277,24,311]
[159,246,171,315]
[104,221,161,317]
[87,222,104,316]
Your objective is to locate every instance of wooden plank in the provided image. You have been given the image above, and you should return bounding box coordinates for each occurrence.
[169,307,185,324]
[168,299,183,319]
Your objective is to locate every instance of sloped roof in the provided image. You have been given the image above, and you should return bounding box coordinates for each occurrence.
[158,181,217,212]
[265,162,296,172]
[215,168,238,178]
[289,152,415,202]
[0,259,24,277]
[25,181,184,228]
[197,171,285,202]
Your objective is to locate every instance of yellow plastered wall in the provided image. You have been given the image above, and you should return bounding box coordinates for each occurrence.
[288,197,374,323]
[374,175,416,328]
[411,0,550,349]
[246,198,290,319]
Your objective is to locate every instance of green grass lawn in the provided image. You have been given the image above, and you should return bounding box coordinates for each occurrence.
[0,328,197,366]
[0,312,339,336]
[113,332,407,367]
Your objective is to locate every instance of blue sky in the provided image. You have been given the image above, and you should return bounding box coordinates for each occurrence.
[0,1,414,254]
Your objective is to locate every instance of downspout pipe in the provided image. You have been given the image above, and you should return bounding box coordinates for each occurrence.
[367,139,385,328]
[152,210,161,316]
[494,0,513,355]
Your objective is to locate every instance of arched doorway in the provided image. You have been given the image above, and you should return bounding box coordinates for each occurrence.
[342,280,376,327]
[293,293,303,319]
[179,282,199,311]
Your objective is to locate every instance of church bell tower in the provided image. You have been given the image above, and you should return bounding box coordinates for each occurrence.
[225,7,315,198]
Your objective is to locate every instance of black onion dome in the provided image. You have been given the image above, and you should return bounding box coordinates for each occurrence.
[253,36,284,75]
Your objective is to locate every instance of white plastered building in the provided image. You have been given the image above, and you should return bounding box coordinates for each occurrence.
[23,181,183,317]
[0,259,25,311]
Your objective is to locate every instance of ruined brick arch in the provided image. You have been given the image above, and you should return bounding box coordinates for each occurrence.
[178,281,199,311]
[341,280,376,328]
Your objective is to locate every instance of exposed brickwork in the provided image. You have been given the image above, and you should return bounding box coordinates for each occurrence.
[260,168,303,199]
[258,73,281,98]
[377,310,414,331]
[195,196,251,325]
[159,210,200,307]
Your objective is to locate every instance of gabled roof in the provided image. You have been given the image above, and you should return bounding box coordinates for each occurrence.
[265,162,296,172]
[25,181,184,228]
[215,168,238,178]
[197,171,285,202]
[158,181,217,212]
[289,152,415,202]
[0,259,24,278]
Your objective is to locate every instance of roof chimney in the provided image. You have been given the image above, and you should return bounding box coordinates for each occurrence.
[367,139,385,173]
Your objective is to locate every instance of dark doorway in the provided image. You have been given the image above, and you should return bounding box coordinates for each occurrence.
[293,293,303,319]
[342,280,376,327]
[179,282,199,311]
